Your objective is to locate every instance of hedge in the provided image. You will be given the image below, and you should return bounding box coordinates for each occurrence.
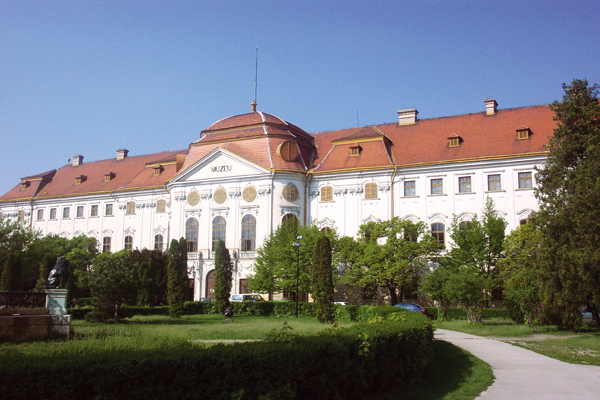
[0,313,434,400]
[424,307,510,320]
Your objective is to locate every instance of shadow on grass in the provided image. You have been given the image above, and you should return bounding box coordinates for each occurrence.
[369,340,493,400]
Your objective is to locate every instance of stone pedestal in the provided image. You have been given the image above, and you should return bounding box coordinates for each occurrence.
[45,289,68,315]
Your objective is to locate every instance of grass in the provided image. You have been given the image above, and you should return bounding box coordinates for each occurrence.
[0,314,494,399]
[434,318,600,366]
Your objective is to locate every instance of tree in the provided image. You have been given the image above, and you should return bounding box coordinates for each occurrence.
[249,219,333,299]
[442,197,507,323]
[167,238,188,318]
[0,216,38,291]
[420,263,454,319]
[214,239,233,314]
[88,250,137,321]
[337,218,442,305]
[131,248,168,305]
[137,261,154,307]
[1,253,20,291]
[312,234,334,323]
[497,223,545,330]
[35,254,56,293]
[534,79,600,330]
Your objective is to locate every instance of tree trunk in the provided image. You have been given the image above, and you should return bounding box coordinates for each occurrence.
[387,283,398,305]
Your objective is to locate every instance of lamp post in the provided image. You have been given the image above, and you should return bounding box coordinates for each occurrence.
[292,235,303,318]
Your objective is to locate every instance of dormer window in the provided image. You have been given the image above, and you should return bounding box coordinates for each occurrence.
[448,135,462,147]
[349,144,362,157]
[152,165,164,176]
[20,181,30,190]
[75,175,87,185]
[104,172,116,182]
[517,127,531,140]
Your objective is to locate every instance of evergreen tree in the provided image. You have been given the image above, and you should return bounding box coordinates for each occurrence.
[35,254,56,292]
[167,238,188,318]
[312,234,334,323]
[137,261,155,306]
[1,253,19,291]
[214,239,233,314]
[535,79,600,329]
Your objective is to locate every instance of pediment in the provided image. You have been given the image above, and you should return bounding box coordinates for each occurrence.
[171,148,270,184]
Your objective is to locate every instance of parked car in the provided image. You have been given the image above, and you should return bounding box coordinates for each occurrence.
[230,294,265,302]
[334,301,351,306]
[581,307,597,324]
[198,297,214,302]
[393,302,425,313]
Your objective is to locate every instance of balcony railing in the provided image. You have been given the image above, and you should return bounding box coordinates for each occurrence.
[0,291,47,309]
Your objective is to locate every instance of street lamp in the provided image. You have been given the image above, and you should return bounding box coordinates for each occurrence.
[293,235,303,318]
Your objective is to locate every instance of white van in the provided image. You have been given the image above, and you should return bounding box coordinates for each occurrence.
[230,294,265,302]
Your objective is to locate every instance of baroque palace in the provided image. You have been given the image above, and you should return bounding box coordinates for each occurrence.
[0,99,555,300]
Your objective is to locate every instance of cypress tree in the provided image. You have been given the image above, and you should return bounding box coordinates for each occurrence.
[1,253,20,291]
[35,254,56,292]
[312,234,334,323]
[214,239,233,315]
[167,238,188,318]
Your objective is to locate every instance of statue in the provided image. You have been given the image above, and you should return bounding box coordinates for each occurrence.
[46,256,70,289]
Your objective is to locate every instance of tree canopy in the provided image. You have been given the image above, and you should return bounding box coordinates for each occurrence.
[214,239,233,314]
[535,78,600,329]
[337,218,442,305]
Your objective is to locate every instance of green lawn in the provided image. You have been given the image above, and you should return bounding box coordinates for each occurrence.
[434,318,600,366]
[0,315,494,399]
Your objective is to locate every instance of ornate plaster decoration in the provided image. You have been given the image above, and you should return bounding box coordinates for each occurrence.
[74,230,84,237]
[334,188,347,196]
[210,207,230,217]
[239,205,259,216]
[87,230,98,238]
[427,212,448,223]
[309,189,320,197]
[124,227,136,236]
[280,206,300,216]
[60,231,70,238]
[102,229,113,236]
[362,215,380,224]
[401,214,420,223]
[455,211,475,222]
[517,208,533,218]
[153,225,166,235]
[258,188,271,196]
[379,185,391,192]
[185,210,201,219]
[317,217,335,229]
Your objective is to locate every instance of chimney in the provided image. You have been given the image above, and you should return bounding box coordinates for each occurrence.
[485,98,498,115]
[72,155,84,167]
[398,108,418,125]
[116,149,129,160]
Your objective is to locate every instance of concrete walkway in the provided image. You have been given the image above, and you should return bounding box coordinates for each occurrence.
[434,329,600,400]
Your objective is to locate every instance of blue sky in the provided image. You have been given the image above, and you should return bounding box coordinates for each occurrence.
[1,0,599,195]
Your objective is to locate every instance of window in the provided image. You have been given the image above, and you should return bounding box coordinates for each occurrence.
[459,221,473,231]
[518,172,532,189]
[50,208,57,220]
[364,182,378,199]
[277,141,299,162]
[239,279,251,294]
[431,223,445,245]
[126,201,135,215]
[213,189,227,204]
[37,209,44,221]
[156,199,166,213]
[321,186,333,202]
[18,210,25,222]
[404,228,417,242]
[76,206,84,218]
[124,235,133,251]
[212,216,226,251]
[242,187,257,203]
[241,215,256,251]
[282,184,299,202]
[349,145,361,157]
[517,128,531,140]
[90,205,98,217]
[448,137,461,147]
[431,179,443,195]
[62,207,70,219]
[520,219,529,226]
[154,234,164,251]
[282,213,299,225]
[105,204,113,216]
[404,181,416,197]
[488,174,501,191]
[102,237,111,253]
[186,218,199,252]
[458,176,472,193]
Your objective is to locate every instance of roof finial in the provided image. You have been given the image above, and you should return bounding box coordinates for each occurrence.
[252,47,258,112]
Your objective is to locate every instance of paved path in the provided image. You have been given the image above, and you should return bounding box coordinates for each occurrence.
[434,329,600,400]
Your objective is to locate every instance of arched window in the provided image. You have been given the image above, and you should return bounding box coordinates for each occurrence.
[102,237,111,253]
[212,216,226,251]
[156,199,166,213]
[365,182,378,199]
[431,223,445,245]
[321,186,333,202]
[124,235,133,251]
[282,213,299,225]
[126,201,135,215]
[241,215,256,251]
[17,210,24,222]
[154,234,164,251]
[519,219,529,226]
[186,218,199,252]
